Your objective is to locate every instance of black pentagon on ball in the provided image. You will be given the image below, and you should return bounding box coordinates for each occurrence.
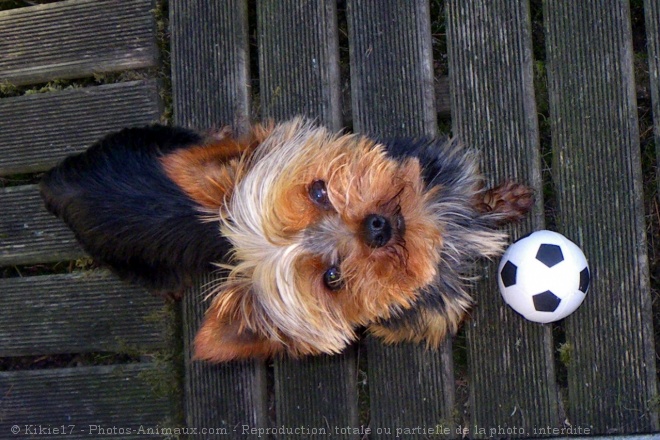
[535,244,564,268]
[579,267,590,293]
[533,290,562,312]
[500,261,518,288]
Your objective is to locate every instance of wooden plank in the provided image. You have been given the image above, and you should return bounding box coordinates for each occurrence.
[0,364,175,439]
[544,0,658,433]
[256,1,359,434]
[181,274,267,438]
[0,185,83,266]
[364,341,455,430]
[0,271,166,357]
[645,0,660,197]
[347,0,456,433]
[0,80,162,176]
[258,0,341,128]
[0,0,157,87]
[436,75,451,118]
[348,0,437,139]
[446,0,557,435]
[273,355,358,436]
[170,0,250,131]
[169,2,268,437]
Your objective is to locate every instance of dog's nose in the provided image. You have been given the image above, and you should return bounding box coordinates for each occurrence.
[361,214,392,248]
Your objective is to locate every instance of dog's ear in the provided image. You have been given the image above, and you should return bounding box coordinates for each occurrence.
[159,135,246,210]
[160,123,274,210]
[193,285,284,362]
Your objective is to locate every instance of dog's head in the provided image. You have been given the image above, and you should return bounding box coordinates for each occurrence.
[159,119,507,361]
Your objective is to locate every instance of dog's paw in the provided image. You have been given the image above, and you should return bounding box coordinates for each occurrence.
[478,181,535,224]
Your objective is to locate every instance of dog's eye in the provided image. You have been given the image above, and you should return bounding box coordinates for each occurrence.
[323,265,343,291]
[309,180,332,210]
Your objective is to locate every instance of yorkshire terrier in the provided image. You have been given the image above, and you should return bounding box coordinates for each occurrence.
[40,118,533,362]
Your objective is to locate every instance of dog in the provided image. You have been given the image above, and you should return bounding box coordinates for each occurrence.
[40,118,533,362]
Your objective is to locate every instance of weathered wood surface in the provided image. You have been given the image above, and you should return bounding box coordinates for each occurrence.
[0,0,158,87]
[259,0,341,128]
[0,80,161,176]
[348,0,437,139]
[170,0,250,131]
[347,0,456,434]
[170,2,268,438]
[0,364,174,440]
[0,271,165,357]
[435,75,452,118]
[0,1,179,436]
[0,185,82,266]
[646,0,660,197]
[446,0,557,435]
[545,0,658,433]
[257,0,359,435]
[181,273,267,438]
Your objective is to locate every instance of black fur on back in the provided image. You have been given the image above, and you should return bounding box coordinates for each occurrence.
[40,125,230,294]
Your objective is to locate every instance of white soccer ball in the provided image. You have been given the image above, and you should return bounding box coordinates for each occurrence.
[497,230,590,323]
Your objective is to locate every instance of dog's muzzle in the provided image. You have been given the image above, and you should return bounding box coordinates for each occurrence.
[361,213,405,248]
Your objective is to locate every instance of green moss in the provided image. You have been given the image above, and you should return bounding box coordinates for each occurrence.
[153,0,173,124]
[648,395,660,412]
[0,80,20,97]
[557,342,573,367]
[142,302,185,424]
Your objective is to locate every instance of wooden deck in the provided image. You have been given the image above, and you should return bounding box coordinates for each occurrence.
[0,0,658,438]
